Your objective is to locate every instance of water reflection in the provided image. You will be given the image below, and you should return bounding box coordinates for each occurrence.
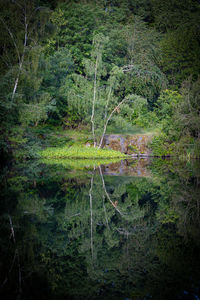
[0,158,200,299]
[100,159,151,177]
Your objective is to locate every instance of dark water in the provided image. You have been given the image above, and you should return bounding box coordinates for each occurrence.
[0,158,200,300]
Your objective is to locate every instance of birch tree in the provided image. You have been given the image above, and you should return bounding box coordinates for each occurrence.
[83,34,132,148]
[65,34,134,147]
[0,0,48,102]
[89,34,108,146]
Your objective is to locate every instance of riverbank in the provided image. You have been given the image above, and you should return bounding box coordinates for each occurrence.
[8,125,199,162]
[39,145,126,159]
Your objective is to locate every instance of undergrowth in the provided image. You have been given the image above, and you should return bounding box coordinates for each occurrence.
[39,145,126,159]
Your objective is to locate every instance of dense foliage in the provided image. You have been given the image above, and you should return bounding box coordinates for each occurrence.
[1,2,200,298]
[0,0,200,160]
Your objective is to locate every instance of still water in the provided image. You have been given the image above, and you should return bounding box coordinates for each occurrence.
[0,158,200,300]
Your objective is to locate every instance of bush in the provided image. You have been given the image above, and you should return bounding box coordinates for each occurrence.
[150,133,176,156]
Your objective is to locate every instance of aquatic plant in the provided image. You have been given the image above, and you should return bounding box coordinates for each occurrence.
[39,145,126,159]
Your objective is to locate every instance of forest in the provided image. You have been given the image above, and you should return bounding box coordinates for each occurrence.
[0,0,200,162]
[1,1,200,299]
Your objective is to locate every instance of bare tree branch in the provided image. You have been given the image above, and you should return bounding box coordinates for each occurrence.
[98,97,128,148]
[0,17,21,63]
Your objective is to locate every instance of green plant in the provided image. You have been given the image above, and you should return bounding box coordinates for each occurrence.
[128,145,139,154]
[150,133,175,157]
[39,145,126,159]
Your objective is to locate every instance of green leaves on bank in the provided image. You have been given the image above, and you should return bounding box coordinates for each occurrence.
[39,145,126,159]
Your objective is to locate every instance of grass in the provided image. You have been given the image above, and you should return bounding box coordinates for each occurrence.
[39,145,127,159]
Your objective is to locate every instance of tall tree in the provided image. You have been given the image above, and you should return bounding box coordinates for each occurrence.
[151,0,200,86]
[121,16,167,105]
[0,0,49,101]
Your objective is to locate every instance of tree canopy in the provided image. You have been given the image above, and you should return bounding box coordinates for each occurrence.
[0,0,199,159]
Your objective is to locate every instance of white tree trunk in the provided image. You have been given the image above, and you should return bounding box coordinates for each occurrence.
[91,58,98,147]
[11,20,28,101]
[98,97,127,148]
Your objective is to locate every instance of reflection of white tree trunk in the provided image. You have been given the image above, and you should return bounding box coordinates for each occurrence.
[89,169,95,259]
[102,195,110,230]
[1,250,17,289]
[99,166,123,216]
[7,215,22,298]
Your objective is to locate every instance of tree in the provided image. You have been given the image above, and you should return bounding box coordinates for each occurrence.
[0,0,52,159]
[121,16,167,105]
[89,34,107,146]
[178,77,200,139]
[151,0,200,87]
[0,0,49,101]
[61,33,134,147]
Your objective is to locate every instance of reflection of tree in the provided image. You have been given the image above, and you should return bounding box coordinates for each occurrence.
[1,159,200,299]
[150,159,200,240]
[174,177,200,241]
[1,215,22,299]
[89,167,95,259]
[99,166,124,216]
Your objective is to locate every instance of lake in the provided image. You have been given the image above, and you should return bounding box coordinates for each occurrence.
[0,158,200,300]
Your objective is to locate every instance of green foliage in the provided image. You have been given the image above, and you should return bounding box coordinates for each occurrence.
[0,0,53,160]
[178,78,200,139]
[151,82,200,158]
[61,35,129,139]
[61,72,92,124]
[45,1,130,72]
[155,89,182,136]
[41,48,74,122]
[0,0,199,162]
[122,16,167,104]
[122,94,158,127]
[150,133,176,157]
[160,31,200,87]
[1,1,200,297]
[151,0,200,86]
[19,94,53,127]
[150,90,182,156]
[151,0,200,32]
[155,89,182,120]
[39,145,126,159]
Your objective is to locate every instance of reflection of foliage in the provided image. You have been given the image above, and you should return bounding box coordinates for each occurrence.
[41,158,122,170]
[0,158,200,299]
